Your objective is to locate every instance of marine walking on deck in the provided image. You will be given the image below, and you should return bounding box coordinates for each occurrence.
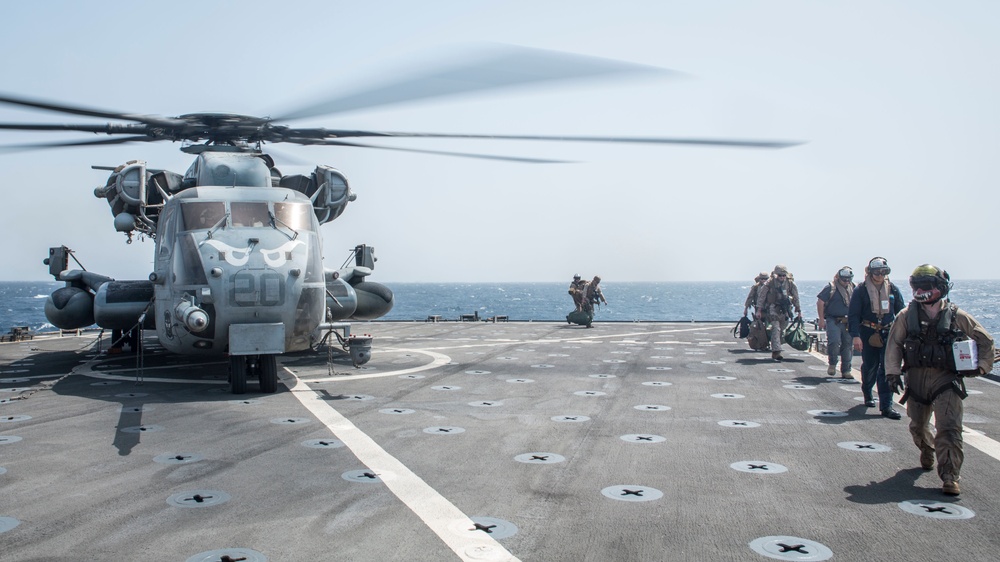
[884,264,995,496]
[743,272,769,319]
[849,257,905,419]
[566,274,606,328]
[755,264,802,361]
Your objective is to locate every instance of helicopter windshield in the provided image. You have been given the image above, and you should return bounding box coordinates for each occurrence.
[181,201,227,230]
[274,202,315,231]
[231,202,270,228]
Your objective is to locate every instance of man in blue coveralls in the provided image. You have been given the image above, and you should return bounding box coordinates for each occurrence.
[849,257,905,419]
[817,266,856,378]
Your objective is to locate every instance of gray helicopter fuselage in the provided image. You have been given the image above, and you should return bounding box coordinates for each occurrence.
[152,185,326,356]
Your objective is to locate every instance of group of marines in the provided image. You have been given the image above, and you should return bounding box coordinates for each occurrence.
[743,258,994,497]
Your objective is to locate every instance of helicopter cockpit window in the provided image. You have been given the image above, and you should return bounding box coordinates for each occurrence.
[231,202,270,228]
[181,201,227,231]
[274,202,315,231]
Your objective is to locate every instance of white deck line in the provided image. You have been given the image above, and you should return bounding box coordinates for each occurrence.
[282,367,520,562]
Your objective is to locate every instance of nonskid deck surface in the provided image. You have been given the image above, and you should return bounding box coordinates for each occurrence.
[2,322,1000,561]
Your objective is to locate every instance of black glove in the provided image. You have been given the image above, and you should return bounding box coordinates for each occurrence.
[887,373,904,395]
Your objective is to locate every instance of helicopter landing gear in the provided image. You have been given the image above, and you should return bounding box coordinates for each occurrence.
[257,354,278,394]
[228,354,278,394]
[229,355,248,395]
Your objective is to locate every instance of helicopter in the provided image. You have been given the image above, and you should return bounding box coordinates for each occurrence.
[0,45,801,395]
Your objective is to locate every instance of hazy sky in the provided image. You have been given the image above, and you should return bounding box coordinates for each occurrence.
[1,1,997,283]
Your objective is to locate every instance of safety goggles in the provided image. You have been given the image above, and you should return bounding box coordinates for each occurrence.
[911,279,937,291]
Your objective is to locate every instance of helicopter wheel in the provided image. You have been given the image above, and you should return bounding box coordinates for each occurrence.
[258,354,278,394]
[230,355,248,394]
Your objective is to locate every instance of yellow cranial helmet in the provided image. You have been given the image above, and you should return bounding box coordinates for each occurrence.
[909,264,951,303]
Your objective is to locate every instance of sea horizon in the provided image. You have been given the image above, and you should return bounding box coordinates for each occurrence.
[3,280,998,337]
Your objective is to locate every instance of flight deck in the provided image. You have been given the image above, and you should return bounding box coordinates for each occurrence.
[2,321,999,561]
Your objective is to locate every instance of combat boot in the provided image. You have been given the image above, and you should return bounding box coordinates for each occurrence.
[920,448,935,471]
[827,365,836,376]
[942,479,960,496]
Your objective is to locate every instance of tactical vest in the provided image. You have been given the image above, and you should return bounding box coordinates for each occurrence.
[902,302,967,373]
[764,282,792,312]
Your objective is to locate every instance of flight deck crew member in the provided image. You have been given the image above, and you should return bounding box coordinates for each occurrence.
[568,274,587,312]
[755,265,801,361]
[585,275,607,313]
[884,265,994,496]
[817,266,856,378]
[743,272,769,318]
[848,257,905,419]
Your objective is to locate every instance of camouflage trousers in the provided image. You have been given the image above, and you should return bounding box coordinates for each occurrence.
[765,313,789,353]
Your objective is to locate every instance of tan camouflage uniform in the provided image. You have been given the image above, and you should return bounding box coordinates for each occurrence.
[756,266,801,356]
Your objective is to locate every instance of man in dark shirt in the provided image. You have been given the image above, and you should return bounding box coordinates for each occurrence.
[817,266,855,378]
[848,257,905,419]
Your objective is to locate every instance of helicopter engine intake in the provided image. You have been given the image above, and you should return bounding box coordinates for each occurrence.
[94,160,184,238]
[279,166,355,225]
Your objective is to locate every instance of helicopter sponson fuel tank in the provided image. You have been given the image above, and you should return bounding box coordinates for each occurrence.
[325,244,394,322]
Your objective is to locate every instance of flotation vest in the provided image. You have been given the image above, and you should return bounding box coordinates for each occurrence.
[902,302,967,373]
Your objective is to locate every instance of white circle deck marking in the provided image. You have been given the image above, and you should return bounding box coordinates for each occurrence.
[731,461,788,474]
[720,420,761,428]
[838,441,890,452]
[552,415,590,422]
[749,536,832,561]
[898,500,975,519]
[601,485,663,502]
[186,548,266,562]
[808,410,848,418]
[514,452,566,464]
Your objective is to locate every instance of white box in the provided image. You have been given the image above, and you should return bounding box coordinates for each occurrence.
[952,339,978,371]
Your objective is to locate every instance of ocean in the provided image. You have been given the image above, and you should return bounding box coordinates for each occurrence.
[3,280,999,338]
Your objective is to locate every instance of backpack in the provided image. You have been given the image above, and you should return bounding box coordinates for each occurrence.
[747,318,770,351]
[783,317,811,351]
[732,316,752,339]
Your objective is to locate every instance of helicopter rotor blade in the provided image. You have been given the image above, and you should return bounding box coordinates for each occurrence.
[273,44,674,121]
[298,138,574,164]
[0,92,185,128]
[0,122,147,134]
[282,128,803,149]
[0,135,158,153]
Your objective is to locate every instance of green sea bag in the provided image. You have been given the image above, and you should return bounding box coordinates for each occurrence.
[783,318,811,351]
